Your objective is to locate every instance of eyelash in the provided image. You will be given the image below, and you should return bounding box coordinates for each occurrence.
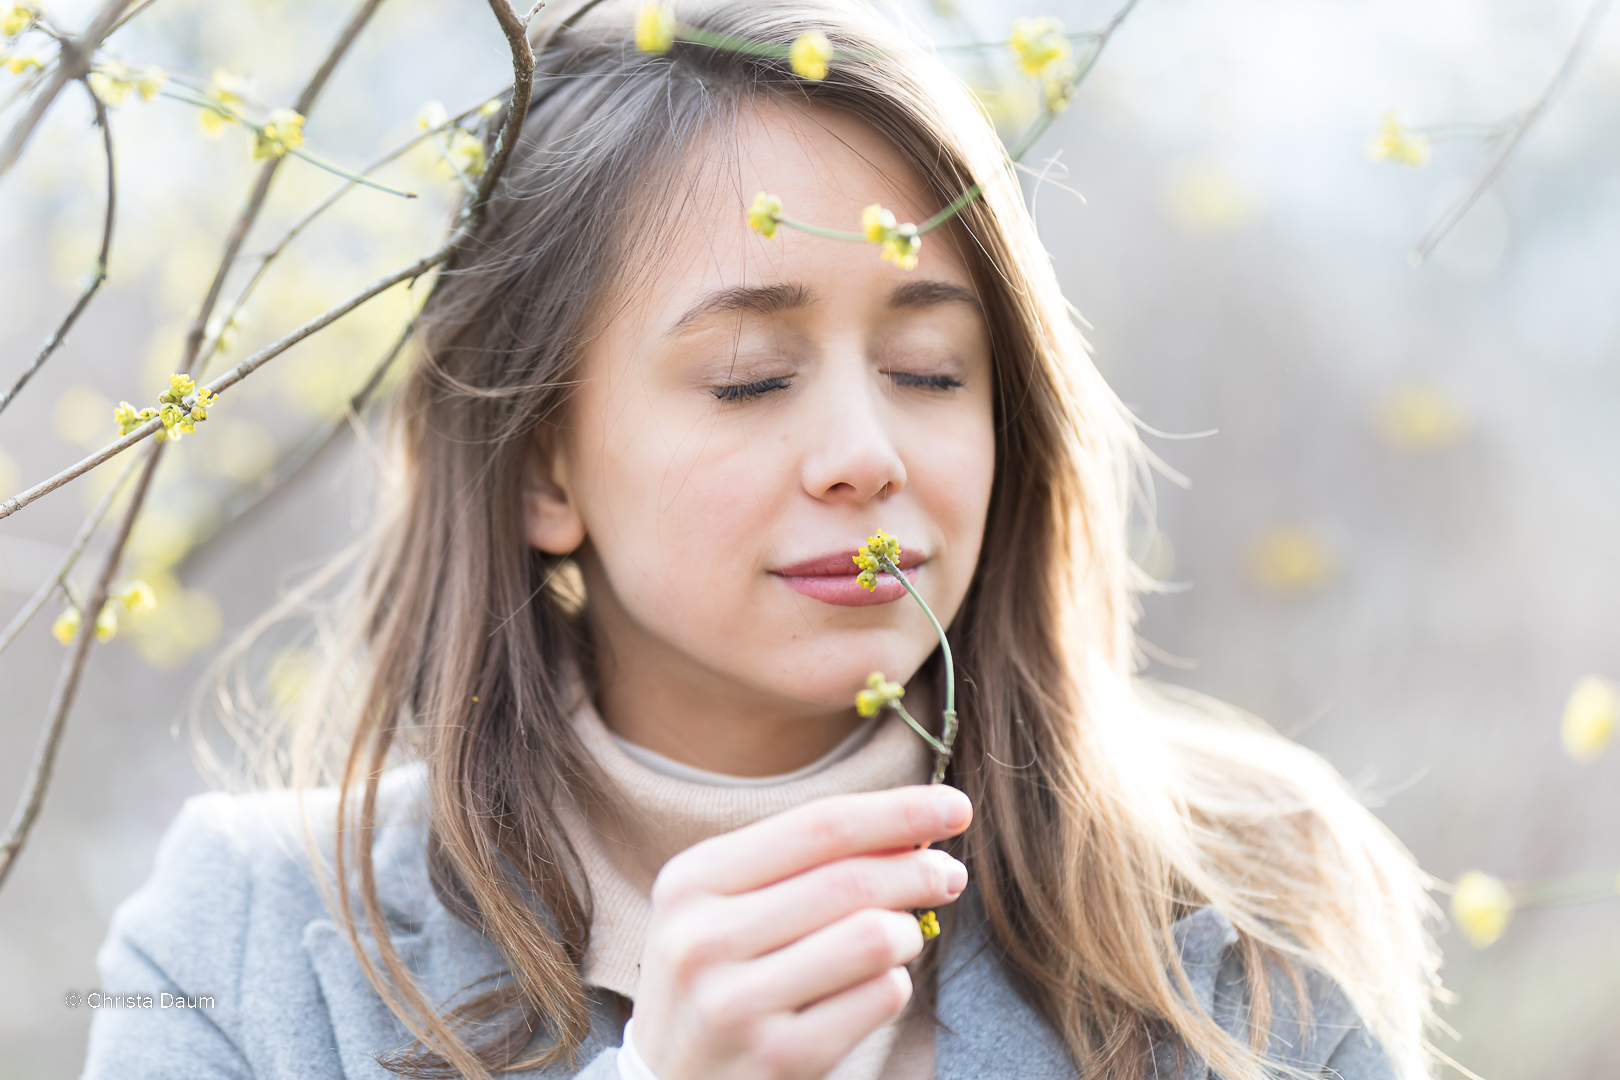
[710,372,964,402]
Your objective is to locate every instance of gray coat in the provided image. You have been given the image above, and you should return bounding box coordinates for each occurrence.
[82,766,1394,1079]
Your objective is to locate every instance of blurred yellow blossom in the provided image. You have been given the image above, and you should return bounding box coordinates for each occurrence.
[51,607,79,645]
[747,191,782,238]
[1451,871,1512,947]
[1368,111,1430,167]
[1374,383,1467,452]
[635,4,675,53]
[1248,524,1336,594]
[115,579,157,614]
[267,646,317,712]
[415,99,448,130]
[478,97,502,117]
[94,603,117,642]
[790,31,833,81]
[1561,675,1617,762]
[200,69,246,137]
[855,671,905,717]
[860,204,920,270]
[54,385,112,448]
[251,108,304,161]
[1,2,37,37]
[87,60,166,106]
[5,49,43,74]
[917,910,940,939]
[446,129,486,177]
[1007,17,1071,77]
[1162,159,1258,234]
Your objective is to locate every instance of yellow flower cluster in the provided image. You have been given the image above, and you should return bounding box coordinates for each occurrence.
[747,191,782,239]
[251,108,305,161]
[114,373,218,443]
[855,671,905,717]
[1450,870,1513,948]
[1562,675,1617,762]
[1,2,37,37]
[635,4,676,53]
[861,205,921,270]
[1007,16,1079,111]
[852,528,901,590]
[416,101,488,178]
[916,909,940,940]
[87,60,167,106]
[200,69,246,138]
[51,579,157,646]
[1367,110,1430,167]
[789,31,833,81]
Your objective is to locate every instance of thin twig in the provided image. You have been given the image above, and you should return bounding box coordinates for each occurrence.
[0,447,146,658]
[0,439,157,891]
[464,0,536,238]
[0,246,448,521]
[177,0,388,378]
[183,316,419,563]
[197,97,500,376]
[0,80,116,419]
[1410,0,1613,265]
[0,0,135,180]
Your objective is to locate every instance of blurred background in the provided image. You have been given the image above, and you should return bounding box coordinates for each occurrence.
[1,0,1617,1075]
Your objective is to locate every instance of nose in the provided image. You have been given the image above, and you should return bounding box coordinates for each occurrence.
[798,361,907,505]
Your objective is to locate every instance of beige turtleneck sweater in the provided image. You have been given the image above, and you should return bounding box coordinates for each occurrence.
[558,699,937,1080]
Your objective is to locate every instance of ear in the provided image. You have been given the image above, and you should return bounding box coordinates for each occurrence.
[521,428,586,555]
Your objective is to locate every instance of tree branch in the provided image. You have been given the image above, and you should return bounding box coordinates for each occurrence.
[0,0,135,181]
[463,0,536,238]
[1410,0,1613,265]
[0,80,116,419]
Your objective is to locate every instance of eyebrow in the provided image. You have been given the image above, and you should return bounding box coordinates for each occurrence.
[666,279,983,335]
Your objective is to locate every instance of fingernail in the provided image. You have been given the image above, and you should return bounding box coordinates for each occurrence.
[923,848,968,897]
[933,787,970,831]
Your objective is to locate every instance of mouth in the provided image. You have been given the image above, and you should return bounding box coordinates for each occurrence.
[771,548,925,607]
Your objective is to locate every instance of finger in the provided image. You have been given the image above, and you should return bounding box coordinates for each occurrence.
[765,967,913,1078]
[680,847,964,960]
[731,908,924,1015]
[659,786,971,898]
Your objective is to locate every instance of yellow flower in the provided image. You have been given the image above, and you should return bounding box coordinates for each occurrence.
[1367,110,1430,167]
[635,4,676,53]
[159,402,184,430]
[917,910,940,940]
[161,373,195,404]
[1561,675,1617,762]
[859,206,921,270]
[94,603,117,642]
[116,579,157,614]
[200,69,245,138]
[1,3,37,37]
[87,60,166,106]
[1042,62,1080,113]
[747,191,782,239]
[1007,16,1071,78]
[478,98,503,117]
[789,31,833,81]
[5,49,42,74]
[1451,871,1512,948]
[251,108,304,161]
[51,607,80,645]
[852,530,902,590]
[855,671,905,717]
[415,99,448,130]
[447,128,486,177]
[113,401,140,435]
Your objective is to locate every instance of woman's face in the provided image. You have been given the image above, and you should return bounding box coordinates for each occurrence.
[524,102,996,763]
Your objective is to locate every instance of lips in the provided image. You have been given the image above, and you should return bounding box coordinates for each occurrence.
[772,548,924,607]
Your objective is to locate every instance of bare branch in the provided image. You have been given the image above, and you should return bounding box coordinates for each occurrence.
[463,0,536,237]
[0,448,146,658]
[0,245,448,521]
[0,80,116,419]
[1410,0,1614,265]
[0,439,158,891]
[0,0,136,181]
[177,0,389,377]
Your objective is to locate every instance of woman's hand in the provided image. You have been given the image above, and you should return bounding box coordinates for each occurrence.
[629,784,972,1080]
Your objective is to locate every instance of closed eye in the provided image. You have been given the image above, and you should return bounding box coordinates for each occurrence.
[888,372,965,391]
[712,376,792,402]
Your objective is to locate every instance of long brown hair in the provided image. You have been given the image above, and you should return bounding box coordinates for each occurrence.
[225,1,1442,1077]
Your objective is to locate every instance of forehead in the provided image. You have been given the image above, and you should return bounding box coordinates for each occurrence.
[597,99,976,331]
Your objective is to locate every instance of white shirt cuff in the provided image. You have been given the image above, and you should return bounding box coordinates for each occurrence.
[617,1017,663,1080]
